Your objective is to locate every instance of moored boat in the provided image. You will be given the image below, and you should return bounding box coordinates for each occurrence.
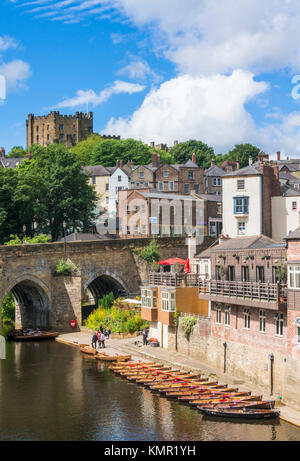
[197,400,275,411]
[8,329,58,341]
[95,353,131,362]
[200,408,280,419]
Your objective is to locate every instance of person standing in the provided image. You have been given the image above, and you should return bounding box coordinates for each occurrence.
[100,332,106,349]
[142,328,148,346]
[91,332,98,349]
[96,330,101,349]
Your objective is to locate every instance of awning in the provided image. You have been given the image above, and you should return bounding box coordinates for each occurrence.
[158,258,187,265]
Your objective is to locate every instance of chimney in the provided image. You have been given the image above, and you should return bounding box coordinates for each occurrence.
[249,156,253,166]
[157,153,160,167]
[277,151,281,161]
[116,160,120,167]
[211,158,215,167]
[0,147,5,158]
[174,140,178,147]
[152,152,159,168]
[150,141,155,148]
[192,152,197,164]
[119,160,123,168]
[236,156,240,170]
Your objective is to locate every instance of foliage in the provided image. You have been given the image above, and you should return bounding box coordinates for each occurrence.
[219,144,264,169]
[0,144,98,243]
[98,292,115,309]
[217,265,226,279]
[4,234,50,245]
[7,146,27,158]
[173,310,180,327]
[69,134,103,165]
[84,304,149,334]
[54,259,74,276]
[91,138,152,167]
[181,316,197,341]
[169,140,215,168]
[1,293,15,338]
[134,239,161,267]
[275,265,287,282]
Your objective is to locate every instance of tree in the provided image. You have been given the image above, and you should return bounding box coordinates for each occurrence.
[0,168,23,243]
[169,140,215,168]
[16,144,98,241]
[7,146,27,158]
[91,138,152,167]
[69,134,103,165]
[224,144,264,168]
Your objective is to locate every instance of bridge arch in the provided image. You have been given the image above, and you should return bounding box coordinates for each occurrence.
[1,275,51,330]
[83,270,129,305]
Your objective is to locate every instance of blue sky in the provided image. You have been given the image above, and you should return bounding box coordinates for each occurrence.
[2,0,300,157]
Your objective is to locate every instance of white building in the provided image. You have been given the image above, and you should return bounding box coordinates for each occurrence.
[272,188,300,241]
[108,167,131,216]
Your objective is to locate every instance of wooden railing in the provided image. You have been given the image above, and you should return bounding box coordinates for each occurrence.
[198,279,287,303]
[149,272,199,287]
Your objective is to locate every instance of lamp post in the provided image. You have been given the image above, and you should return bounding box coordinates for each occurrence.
[63,221,67,260]
[223,341,227,373]
[268,353,274,396]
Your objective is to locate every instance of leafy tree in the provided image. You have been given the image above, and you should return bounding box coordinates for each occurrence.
[0,168,23,244]
[223,143,264,168]
[91,138,151,167]
[69,134,103,165]
[169,140,215,168]
[152,149,175,165]
[7,146,27,158]
[4,234,50,245]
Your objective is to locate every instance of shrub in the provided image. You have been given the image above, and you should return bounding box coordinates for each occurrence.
[98,292,114,309]
[134,239,160,267]
[181,316,197,341]
[5,234,51,245]
[54,259,74,275]
[84,305,149,334]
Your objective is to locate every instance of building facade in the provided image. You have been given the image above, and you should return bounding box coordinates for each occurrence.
[26,111,93,148]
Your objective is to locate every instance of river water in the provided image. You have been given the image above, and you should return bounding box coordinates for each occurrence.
[0,341,300,441]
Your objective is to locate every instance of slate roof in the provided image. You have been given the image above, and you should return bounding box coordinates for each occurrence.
[285,227,300,240]
[223,164,261,177]
[0,157,24,168]
[140,192,200,201]
[82,165,111,176]
[204,165,226,177]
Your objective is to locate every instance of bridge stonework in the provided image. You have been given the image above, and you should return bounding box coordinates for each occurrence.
[0,237,211,332]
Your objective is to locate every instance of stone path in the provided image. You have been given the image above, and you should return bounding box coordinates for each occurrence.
[56,329,300,430]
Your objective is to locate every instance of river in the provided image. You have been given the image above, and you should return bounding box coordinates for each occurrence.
[0,341,299,441]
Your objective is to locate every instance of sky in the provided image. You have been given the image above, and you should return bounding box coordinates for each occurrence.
[2,1,300,156]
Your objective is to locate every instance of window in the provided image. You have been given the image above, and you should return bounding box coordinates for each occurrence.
[288,265,300,289]
[47,125,50,131]
[59,124,64,131]
[256,266,265,283]
[237,180,245,190]
[259,310,266,333]
[194,184,199,193]
[238,222,246,235]
[234,197,249,214]
[59,133,64,141]
[292,201,297,210]
[216,305,222,324]
[47,134,50,141]
[227,266,235,281]
[139,171,144,179]
[92,176,96,185]
[105,183,109,191]
[188,170,194,180]
[36,126,39,132]
[241,266,250,282]
[244,309,250,329]
[224,306,231,326]
[118,176,122,182]
[135,182,140,187]
[275,313,284,336]
[141,289,152,308]
[161,291,176,312]
[72,125,76,131]
[141,225,147,234]
[88,126,92,133]
[144,182,149,187]
[213,178,221,186]
[184,184,190,194]
[36,135,39,142]
[169,181,174,191]
[158,181,163,191]
[163,170,169,178]
[209,221,222,237]
[141,204,146,213]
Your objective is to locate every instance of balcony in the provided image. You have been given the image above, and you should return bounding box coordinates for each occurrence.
[149,272,198,287]
[198,279,287,310]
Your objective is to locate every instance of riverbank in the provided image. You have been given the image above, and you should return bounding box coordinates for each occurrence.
[56,329,300,430]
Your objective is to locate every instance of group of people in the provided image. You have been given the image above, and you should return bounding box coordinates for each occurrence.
[91,324,111,350]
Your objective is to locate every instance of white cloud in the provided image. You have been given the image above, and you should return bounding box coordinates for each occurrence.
[105,70,268,153]
[0,60,32,90]
[118,58,161,82]
[54,80,145,108]
[0,35,18,52]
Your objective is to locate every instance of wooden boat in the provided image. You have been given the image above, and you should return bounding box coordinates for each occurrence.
[111,362,157,370]
[80,345,98,355]
[179,391,249,401]
[167,388,241,398]
[113,364,165,373]
[137,373,203,385]
[197,400,275,411]
[95,353,131,362]
[152,381,217,392]
[8,329,58,341]
[189,395,261,406]
[119,367,172,376]
[200,408,280,419]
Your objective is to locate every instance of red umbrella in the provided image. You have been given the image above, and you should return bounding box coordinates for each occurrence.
[158,258,187,265]
[184,258,191,274]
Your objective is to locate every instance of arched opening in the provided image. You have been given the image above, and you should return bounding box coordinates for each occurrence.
[82,273,127,320]
[1,279,51,331]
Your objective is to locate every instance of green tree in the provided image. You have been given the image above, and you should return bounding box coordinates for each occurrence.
[7,146,27,158]
[169,140,215,168]
[0,168,23,244]
[69,134,103,165]
[91,138,151,167]
[224,143,264,168]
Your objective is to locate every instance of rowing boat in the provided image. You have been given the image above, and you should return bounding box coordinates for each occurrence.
[150,380,218,391]
[197,400,275,411]
[95,353,131,362]
[200,408,280,419]
[80,345,98,355]
[167,388,241,398]
[178,390,249,401]
[189,395,261,406]
[8,330,58,341]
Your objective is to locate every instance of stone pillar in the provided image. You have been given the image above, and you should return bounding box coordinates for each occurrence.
[51,275,82,331]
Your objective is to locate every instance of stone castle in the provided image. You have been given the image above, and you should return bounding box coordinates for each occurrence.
[26,111,93,149]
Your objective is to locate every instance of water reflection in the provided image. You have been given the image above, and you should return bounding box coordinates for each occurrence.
[0,342,299,441]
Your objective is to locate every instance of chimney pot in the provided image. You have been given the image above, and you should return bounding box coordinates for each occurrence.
[211,158,215,167]
[277,151,281,161]
[192,153,197,164]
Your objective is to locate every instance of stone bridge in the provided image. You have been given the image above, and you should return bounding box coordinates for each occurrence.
[0,237,212,332]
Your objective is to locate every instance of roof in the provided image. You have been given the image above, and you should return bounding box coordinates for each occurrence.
[59,232,116,242]
[204,165,226,177]
[280,184,300,197]
[82,165,111,176]
[194,193,222,202]
[223,164,261,178]
[0,157,24,168]
[183,159,198,168]
[285,227,300,240]
[196,235,283,257]
[140,192,200,201]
